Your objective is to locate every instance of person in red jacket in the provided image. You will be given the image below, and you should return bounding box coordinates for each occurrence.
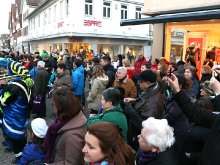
[134,52,147,74]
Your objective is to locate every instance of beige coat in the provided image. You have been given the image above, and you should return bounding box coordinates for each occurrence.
[50,111,87,165]
[87,75,109,110]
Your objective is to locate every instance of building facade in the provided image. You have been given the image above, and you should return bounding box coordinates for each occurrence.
[25,0,152,58]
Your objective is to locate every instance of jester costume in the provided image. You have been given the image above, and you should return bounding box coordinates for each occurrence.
[0,60,33,163]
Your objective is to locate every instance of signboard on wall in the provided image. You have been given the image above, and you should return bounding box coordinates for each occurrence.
[143,0,220,13]
[215,49,220,62]
[68,38,83,42]
[84,20,102,27]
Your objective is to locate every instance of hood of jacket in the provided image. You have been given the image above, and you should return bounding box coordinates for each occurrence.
[57,70,70,79]
[103,64,115,73]
[58,111,86,134]
[73,65,84,74]
[96,75,109,86]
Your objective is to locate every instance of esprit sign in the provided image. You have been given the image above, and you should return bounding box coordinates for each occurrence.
[144,0,220,12]
[57,22,64,28]
[84,20,102,26]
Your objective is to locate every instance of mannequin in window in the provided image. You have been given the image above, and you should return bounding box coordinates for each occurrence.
[185,42,200,61]
[206,44,216,61]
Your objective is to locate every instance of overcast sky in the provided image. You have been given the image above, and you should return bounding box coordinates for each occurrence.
[0,0,15,34]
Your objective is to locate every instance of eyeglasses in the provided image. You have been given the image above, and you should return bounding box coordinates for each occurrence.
[138,134,148,143]
[138,80,144,83]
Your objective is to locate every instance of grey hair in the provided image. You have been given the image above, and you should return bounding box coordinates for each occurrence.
[117,67,127,72]
[142,117,175,152]
[37,61,45,68]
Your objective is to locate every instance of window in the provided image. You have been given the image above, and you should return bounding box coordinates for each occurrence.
[54,5,57,21]
[135,7,141,19]
[60,1,63,19]
[32,18,35,29]
[29,20,31,30]
[48,8,51,23]
[44,12,47,25]
[38,15,40,27]
[103,2,111,18]
[121,5,127,19]
[66,0,69,15]
[85,0,93,16]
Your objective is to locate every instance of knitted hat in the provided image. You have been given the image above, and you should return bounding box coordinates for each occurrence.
[201,81,214,95]
[0,59,9,68]
[7,61,34,88]
[7,61,30,76]
[26,118,48,138]
[133,70,157,83]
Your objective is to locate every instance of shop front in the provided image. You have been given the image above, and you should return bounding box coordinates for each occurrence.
[164,20,220,77]
[121,0,220,77]
[29,37,150,60]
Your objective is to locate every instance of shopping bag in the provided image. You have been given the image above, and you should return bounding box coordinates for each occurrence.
[33,95,43,112]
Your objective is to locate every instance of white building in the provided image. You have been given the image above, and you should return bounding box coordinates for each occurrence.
[25,0,152,57]
[20,0,41,53]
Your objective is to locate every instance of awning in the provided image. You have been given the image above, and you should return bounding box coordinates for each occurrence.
[121,9,220,26]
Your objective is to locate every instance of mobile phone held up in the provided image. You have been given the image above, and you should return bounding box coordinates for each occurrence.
[212,70,215,77]
[169,66,172,78]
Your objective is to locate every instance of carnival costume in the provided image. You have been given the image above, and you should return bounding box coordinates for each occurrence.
[0,60,33,163]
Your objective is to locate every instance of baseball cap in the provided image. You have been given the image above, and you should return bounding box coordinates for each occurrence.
[26,118,48,138]
[134,70,157,83]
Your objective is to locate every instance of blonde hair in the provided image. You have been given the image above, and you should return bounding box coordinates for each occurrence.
[112,56,118,62]
[92,65,106,80]
[202,65,212,74]
[122,59,131,67]
[158,62,167,74]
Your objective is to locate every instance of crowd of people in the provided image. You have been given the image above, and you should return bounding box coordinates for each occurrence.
[0,48,219,165]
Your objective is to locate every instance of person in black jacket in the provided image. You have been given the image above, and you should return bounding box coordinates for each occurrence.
[168,73,220,165]
[43,56,52,76]
[33,61,50,118]
[100,56,115,88]
[164,74,194,149]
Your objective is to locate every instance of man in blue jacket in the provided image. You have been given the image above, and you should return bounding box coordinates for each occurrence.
[72,59,84,105]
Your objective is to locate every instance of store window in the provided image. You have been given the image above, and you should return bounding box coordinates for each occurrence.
[135,7,141,19]
[32,18,35,29]
[60,1,63,19]
[44,12,47,25]
[54,5,57,21]
[66,0,69,15]
[165,20,220,78]
[38,15,40,27]
[103,2,111,18]
[85,0,93,16]
[48,8,51,23]
[121,5,128,19]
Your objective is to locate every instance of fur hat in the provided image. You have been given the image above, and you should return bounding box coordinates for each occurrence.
[201,81,214,95]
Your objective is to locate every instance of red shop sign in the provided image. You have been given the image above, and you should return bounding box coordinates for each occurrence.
[69,38,83,42]
[84,20,102,26]
[215,49,220,62]
[57,22,64,28]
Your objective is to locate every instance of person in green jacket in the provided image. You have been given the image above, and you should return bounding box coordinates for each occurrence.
[87,88,128,142]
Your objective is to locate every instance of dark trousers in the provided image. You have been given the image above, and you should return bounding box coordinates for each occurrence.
[10,137,27,157]
[36,96,46,117]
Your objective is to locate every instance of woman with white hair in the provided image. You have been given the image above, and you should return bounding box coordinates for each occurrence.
[136,117,178,165]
